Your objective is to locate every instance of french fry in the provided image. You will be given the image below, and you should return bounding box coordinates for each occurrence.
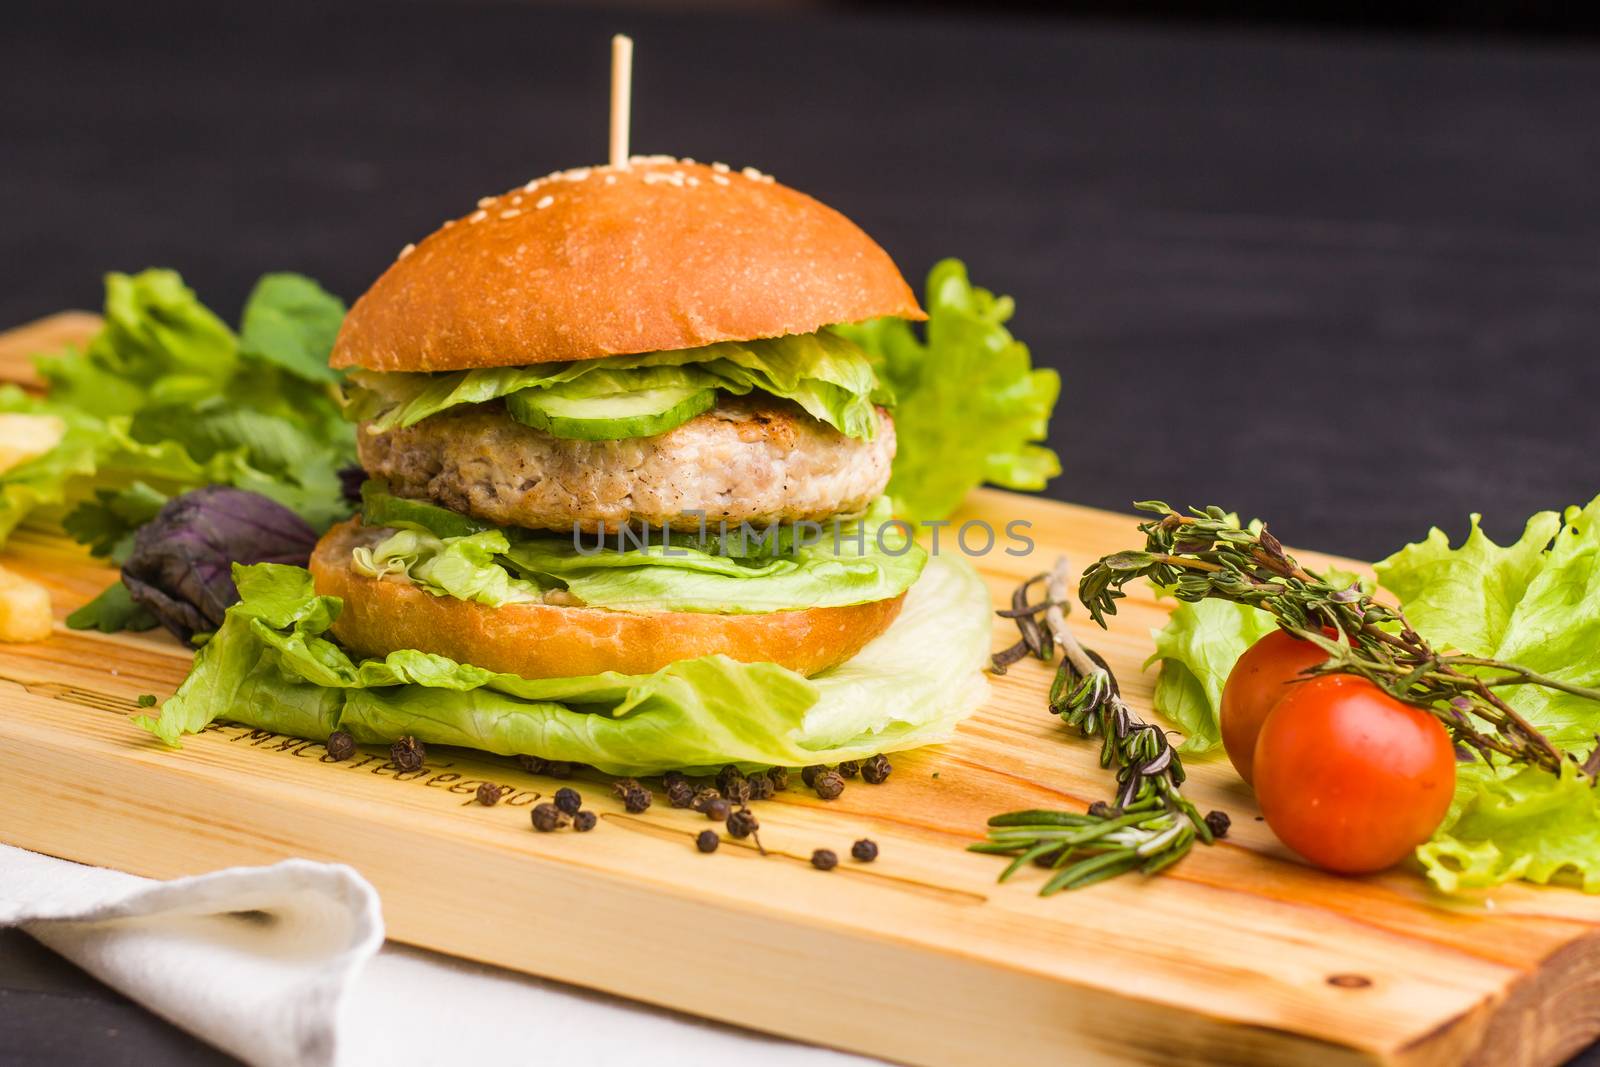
[0,413,66,475]
[0,563,52,642]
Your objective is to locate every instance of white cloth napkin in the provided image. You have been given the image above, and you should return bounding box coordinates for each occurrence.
[0,843,874,1067]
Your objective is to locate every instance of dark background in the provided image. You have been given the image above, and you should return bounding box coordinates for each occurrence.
[3,2,1599,1064]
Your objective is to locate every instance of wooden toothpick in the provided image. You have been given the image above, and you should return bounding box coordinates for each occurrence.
[610,34,633,168]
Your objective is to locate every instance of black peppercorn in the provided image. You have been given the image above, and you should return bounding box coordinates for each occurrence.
[572,810,597,832]
[811,849,838,870]
[722,776,752,805]
[544,760,575,779]
[665,779,696,808]
[531,803,568,832]
[837,760,861,779]
[553,787,583,815]
[766,767,790,791]
[1204,810,1231,839]
[715,765,745,794]
[475,782,502,806]
[691,787,722,811]
[622,786,652,814]
[703,798,730,822]
[812,770,845,800]
[325,730,356,762]
[861,754,892,784]
[851,838,878,862]
[663,770,689,790]
[516,754,548,774]
[746,773,775,802]
[390,736,425,772]
[801,765,824,788]
[725,807,758,839]
[696,829,719,853]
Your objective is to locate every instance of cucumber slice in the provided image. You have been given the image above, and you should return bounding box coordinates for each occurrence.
[506,384,717,441]
[360,479,488,539]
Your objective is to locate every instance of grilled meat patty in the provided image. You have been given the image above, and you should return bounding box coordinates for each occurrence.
[357,395,895,533]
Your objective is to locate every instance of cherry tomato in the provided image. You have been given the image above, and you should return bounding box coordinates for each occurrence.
[1220,628,1332,784]
[1252,674,1456,874]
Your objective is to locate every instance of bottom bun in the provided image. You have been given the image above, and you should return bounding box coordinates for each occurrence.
[309,520,906,679]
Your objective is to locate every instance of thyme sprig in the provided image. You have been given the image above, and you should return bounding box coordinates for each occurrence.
[1079,502,1600,779]
[972,560,1223,894]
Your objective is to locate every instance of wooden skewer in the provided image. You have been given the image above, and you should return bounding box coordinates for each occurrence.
[610,34,633,168]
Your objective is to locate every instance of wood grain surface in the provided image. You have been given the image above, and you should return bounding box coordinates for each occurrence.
[0,316,1597,1067]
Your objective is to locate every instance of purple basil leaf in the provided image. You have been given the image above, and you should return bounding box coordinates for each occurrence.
[121,486,318,641]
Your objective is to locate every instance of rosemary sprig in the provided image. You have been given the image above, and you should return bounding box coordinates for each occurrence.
[972,560,1225,894]
[1079,502,1600,780]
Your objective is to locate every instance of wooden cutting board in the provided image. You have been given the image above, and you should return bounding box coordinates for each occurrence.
[0,313,1596,1067]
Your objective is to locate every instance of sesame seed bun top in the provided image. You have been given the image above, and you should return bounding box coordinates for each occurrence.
[330,157,925,373]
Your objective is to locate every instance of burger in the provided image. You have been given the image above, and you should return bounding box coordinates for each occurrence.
[152,156,992,774]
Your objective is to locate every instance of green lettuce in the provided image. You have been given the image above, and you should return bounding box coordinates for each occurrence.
[0,390,108,544]
[139,553,992,774]
[0,269,357,551]
[1146,600,1278,752]
[1417,763,1600,893]
[353,528,543,607]
[351,495,927,614]
[1374,497,1600,749]
[833,259,1060,523]
[345,330,885,441]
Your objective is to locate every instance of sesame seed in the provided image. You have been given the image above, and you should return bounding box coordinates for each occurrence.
[712,161,731,172]
[681,157,696,165]
[469,210,488,223]
[687,176,701,187]
[398,242,415,259]
[604,174,617,184]
[442,219,456,228]
[511,195,523,205]
[535,195,555,209]
[499,208,521,219]
[477,195,497,208]
[562,167,591,181]
[711,173,730,186]
[742,166,764,180]
[523,179,541,192]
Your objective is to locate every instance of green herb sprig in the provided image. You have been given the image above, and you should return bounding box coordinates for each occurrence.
[972,561,1225,894]
[1080,502,1600,780]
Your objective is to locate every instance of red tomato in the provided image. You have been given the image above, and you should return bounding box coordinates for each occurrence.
[1220,628,1332,784]
[1252,674,1456,874]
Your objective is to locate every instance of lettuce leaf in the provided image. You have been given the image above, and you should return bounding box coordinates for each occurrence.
[345,330,884,441]
[352,495,927,614]
[1417,763,1600,893]
[0,389,109,543]
[833,259,1060,523]
[1375,497,1600,750]
[2,269,358,551]
[1146,599,1278,752]
[238,273,346,385]
[353,528,544,607]
[139,553,991,774]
